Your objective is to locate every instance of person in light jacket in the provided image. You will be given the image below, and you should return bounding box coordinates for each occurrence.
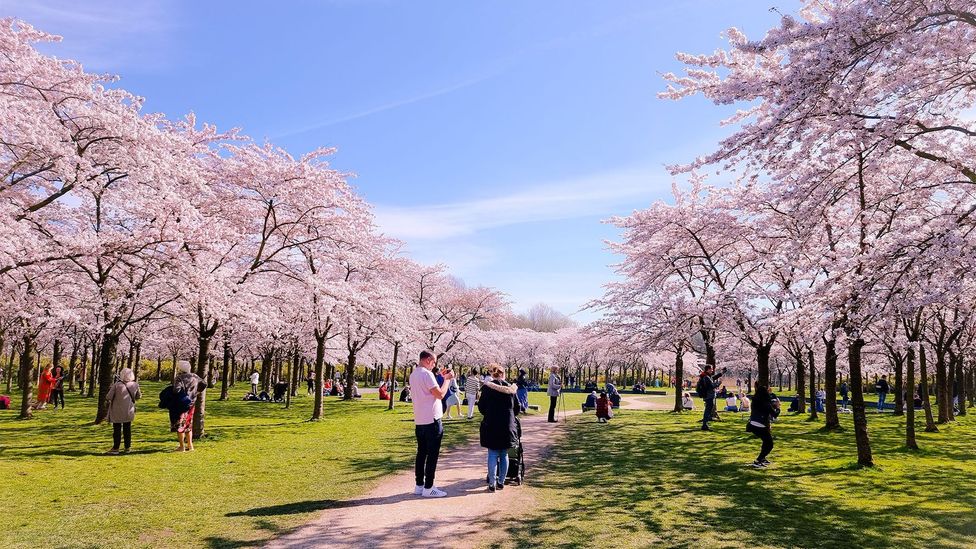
[547,366,562,423]
[106,368,141,455]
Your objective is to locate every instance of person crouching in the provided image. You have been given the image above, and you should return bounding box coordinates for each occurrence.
[596,391,613,423]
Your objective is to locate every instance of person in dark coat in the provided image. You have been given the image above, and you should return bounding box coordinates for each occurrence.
[747,382,775,468]
[478,363,519,492]
[696,365,724,431]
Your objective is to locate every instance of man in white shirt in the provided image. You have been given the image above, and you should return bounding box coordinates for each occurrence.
[410,350,455,497]
[250,370,260,395]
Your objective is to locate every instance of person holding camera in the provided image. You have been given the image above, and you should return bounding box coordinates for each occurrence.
[547,366,562,423]
[696,365,724,431]
[410,350,456,498]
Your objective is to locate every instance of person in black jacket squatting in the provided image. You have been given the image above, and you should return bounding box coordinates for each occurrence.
[747,382,775,468]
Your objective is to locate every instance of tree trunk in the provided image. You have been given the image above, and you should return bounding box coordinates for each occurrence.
[312,335,326,420]
[86,343,98,398]
[388,342,400,411]
[192,318,217,439]
[956,352,967,416]
[808,348,818,420]
[219,336,231,401]
[919,345,938,432]
[18,336,34,419]
[155,356,162,381]
[847,337,873,467]
[823,337,840,430]
[905,346,918,450]
[672,342,685,413]
[7,345,17,394]
[344,350,357,400]
[893,353,904,416]
[52,339,63,377]
[947,350,956,422]
[261,350,273,392]
[756,344,771,389]
[133,342,142,380]
[285,351,293,409]
[290,348,300,398]
[66,339,79,392]
[795,353,806,414]
[935,349,949,424]
[95,333,120,424]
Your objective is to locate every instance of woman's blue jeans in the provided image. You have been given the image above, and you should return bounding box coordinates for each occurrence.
[487,448,509,486]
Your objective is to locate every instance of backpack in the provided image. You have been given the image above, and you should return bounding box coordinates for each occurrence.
[158,386,174,409]
[695,376,708,398]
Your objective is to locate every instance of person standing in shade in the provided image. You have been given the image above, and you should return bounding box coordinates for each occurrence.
[410,351,455,498]
[696,365,723,431]
[173,361,205,452]
[875,375,890,412]
[464,367,481,419]
[478,364,519,492]
[515,368,529,413]
[839,381,850,410]
[547,366,562,423]
[50,365,66,410]
[250,370,260,396]
[106,368,141,455]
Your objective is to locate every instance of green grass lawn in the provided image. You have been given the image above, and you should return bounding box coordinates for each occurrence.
[0,382,478,548]
[489,409,976,549]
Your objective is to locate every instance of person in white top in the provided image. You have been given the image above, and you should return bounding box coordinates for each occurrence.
[410,350,455,498]
[682,391,695,411]
[464,367,481,419]
[739,393,751,412]
[249,370,260,395]
[725,394,739,412]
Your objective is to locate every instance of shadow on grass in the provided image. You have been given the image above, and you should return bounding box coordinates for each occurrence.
[497,412,976,549]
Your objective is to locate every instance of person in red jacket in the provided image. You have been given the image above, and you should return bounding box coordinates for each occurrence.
[596,391,613,423]
[379,382,391,401]
[36,365,55,410]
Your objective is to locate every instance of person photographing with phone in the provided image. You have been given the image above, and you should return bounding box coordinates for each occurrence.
[410,350,456,498]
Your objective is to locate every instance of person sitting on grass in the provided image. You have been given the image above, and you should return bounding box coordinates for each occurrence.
[323,378,332,393]
[583,390,598,411]
[399,384,412,402]
[739,392,751,412]
[379,382,391,401]
[682,391,695,411]
[725,394,739,412]
[596,391,613,423]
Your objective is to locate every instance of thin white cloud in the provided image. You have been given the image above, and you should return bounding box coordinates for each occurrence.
[275,73,499,138]
[4,0,179,71]
[374,167,669,241]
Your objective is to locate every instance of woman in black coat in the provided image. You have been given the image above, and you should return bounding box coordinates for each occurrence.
[478,363,519,492]
[747,382,774,468]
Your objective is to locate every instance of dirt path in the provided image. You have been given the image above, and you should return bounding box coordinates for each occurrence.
[267,399,663,549]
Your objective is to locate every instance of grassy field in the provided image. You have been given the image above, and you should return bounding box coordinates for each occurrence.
[0,381,481,549]
[489,408,976,549]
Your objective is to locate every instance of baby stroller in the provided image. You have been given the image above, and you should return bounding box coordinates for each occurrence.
[505,416,525,486]
[272,381,288,402]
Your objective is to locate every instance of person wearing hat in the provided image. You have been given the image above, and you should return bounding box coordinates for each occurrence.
[106,368,141,454]
[173,360,206,452]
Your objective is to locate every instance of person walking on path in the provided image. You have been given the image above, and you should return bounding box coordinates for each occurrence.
[106,368,141,455]
[696,365,724,431]
[50,365,66,410]
[173,361,206,452]
[547,366,562,423]
[410,351,455,498]
[747,382,775,468]
[515,368,529,413]
[875,376,890,412]
[478,364,519,492]
[250,370,260,396]
[464,367,481,419]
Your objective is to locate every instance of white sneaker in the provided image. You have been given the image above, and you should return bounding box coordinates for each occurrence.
[422,487,447,498]
[413,485,424,495]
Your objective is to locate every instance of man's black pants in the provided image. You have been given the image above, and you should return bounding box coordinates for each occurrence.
[548,395,558,422]
[415,419,443,489]
[702,397,715,429]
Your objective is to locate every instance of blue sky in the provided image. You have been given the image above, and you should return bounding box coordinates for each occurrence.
[4,0,783,321]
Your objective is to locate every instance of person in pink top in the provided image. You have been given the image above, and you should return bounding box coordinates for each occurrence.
[410,350,455,498]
